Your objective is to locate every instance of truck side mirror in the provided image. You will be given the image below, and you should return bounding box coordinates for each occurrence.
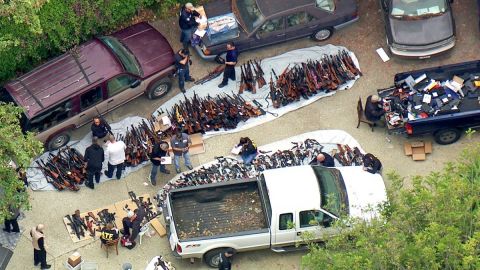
[130,80,141,88]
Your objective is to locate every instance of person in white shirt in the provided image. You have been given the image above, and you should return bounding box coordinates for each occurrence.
[104,135,126,179]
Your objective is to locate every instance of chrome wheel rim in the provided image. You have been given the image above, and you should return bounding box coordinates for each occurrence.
[315,29,331,40]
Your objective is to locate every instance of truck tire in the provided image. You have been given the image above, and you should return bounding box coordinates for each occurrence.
[147,78,172,100]
[47,132,70,151]
[204,248,229,268]
[434,128,461,145]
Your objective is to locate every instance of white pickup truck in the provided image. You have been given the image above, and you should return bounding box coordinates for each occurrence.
[162,165,387,268]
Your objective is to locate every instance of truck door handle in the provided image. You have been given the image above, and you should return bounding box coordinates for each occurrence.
[296,232,302,236]
[309,25,319,29]
[107,99,114,103]
[276,33,285,37]
[79,114,86,118]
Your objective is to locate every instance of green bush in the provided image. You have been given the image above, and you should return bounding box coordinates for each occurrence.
[0,0,196,84]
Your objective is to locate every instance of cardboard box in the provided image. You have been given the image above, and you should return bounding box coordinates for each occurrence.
[68,252,81,267]
[404,141,432,161]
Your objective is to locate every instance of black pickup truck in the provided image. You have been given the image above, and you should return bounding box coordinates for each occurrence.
[378,60,480,145]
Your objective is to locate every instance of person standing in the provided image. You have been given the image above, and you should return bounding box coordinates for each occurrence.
[30,224,50,269]
[149,140,171,186]
[175,49,195,93]
[3,205,20,233]
[91,117,111,141]
[179,3,201,49]
[310,152,335,167]
[218,42,238,88]
[170,130,193,173]
[104,135,126,180]
[237,137,257,165]
[84,136,105,189]
[218,248,235,270]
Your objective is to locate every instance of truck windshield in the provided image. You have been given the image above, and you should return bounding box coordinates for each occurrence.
[390,0,447,18]
[233,0,265,33]
[311,166,347,217]
[99,36,142,76]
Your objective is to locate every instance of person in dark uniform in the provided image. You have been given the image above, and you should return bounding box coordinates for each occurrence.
[365,95,385,124]
[218,248,235,270]
[310,152,335,167]
[237,137,257,165]
[91,117,111,140]
[3,205,20,233]
[149,139,170,186]
[218,42,238,88]
[100,223,119,244]
[179,3,201,49]
[174,49,195,93]
[363,153,382,174]
[84,136,104,189]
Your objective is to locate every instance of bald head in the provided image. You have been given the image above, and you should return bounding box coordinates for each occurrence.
[36,224,45,232]
[316,154,325,163]
[371,95,380,103]
[108,134,116,143]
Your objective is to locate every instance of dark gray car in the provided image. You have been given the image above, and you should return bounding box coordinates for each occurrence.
[380,0,455,58]
[194,0,359,63]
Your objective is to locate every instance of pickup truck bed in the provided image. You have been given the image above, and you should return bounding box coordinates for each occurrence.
[171,180,268,240]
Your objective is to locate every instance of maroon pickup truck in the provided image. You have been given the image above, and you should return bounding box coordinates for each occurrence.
[1,22,176,150]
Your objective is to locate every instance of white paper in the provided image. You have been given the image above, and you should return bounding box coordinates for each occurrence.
[161,116,171,126]
[415,74,427,84]
[194,29,207,37]
[196,16,207,24]
[160,156,172,165]
[231,145,242,155]
[417,8,429,15]
[376,48,390,62]
[422,94,432,104]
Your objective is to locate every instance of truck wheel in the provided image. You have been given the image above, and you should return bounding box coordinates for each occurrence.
[204,248,228,268]
[147,78,172,100]
[434,128,461,145]
[311,28,333,41]
[47,132,70,151]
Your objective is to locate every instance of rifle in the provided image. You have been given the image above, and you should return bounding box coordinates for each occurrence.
[194,65,225,85]
[36,160,64,190]
[95,107,113,135]
[268,74,280,108]
[65,215,82,240]
[253,59,266,88]
[239,65,247,94]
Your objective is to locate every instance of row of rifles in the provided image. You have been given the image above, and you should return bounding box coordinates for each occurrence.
[167,92,265,135]
[239,59,266,94]
[268,50,362,108]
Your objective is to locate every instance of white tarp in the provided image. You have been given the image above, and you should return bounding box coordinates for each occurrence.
[154,45,361,139]
[27,117,149,191]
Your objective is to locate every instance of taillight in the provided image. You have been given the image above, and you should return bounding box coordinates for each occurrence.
[203,48,211,55]
[405,123,413,135]
[176,243,183,253]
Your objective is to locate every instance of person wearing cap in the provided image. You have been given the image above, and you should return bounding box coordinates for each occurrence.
[30,224,50,269]
[179,2,201,49]
[175,48,195,93]
[100,222,119,244]
[310,152,335,167]
[104,135,126,180]
[84,136,105,189]
[365,94,385,124]
[218,248,235,270]
[170,130,193,173]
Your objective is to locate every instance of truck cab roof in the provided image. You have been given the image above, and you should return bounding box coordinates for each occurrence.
[262,166,321,215]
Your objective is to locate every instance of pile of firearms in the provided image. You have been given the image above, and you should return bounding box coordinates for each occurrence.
[166,92,265,135]
[239,59,266,94]
[65,209,116,240]
[116,117,166,167]
[157,139,364,203]
[127,191,160,222]
[269,50,362,108]
[35,146,86,191]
